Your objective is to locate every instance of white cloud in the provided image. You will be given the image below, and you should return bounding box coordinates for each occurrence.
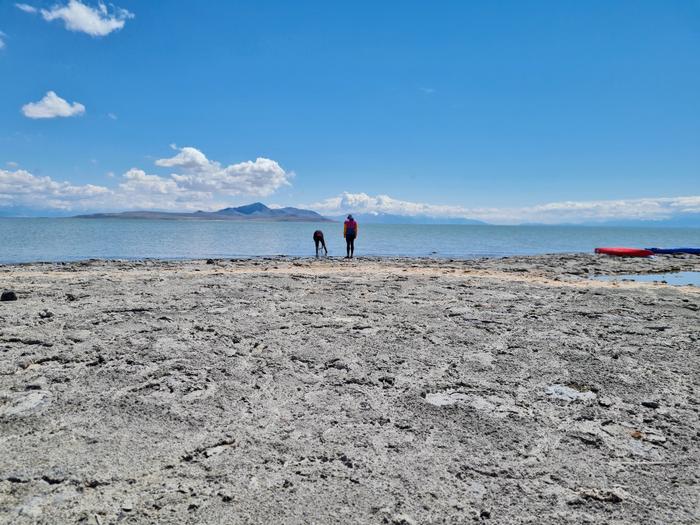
[307,192,700,225]
[0,168,109,210]
[22,91,86,119]
[15,3,38,14]
[310,192,469,218]
[6,161,20,168]
[0,166,218,212]
[107,112,118,120]
[39,0,133,37]
[0,146,294,212]
[0,30,7,50]
[156,146,293,197]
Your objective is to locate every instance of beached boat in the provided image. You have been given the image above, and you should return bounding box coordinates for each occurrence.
[594,247,654,257]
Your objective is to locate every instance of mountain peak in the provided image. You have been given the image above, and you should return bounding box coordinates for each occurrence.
[229,202,269,215]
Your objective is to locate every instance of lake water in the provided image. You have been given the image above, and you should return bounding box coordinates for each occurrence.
[1,218,699,263]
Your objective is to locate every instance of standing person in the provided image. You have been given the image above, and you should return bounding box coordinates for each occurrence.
[313,230,328,257]
[343,214,358,258]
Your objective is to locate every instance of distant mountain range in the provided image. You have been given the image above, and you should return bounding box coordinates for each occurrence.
[75,202,332,222]
[3,202,697,227]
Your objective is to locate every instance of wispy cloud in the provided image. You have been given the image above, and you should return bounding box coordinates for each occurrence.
[107,112,118,120]
[15,3,38,14]
[22,91,86,119]
[306,192,700,225]
[19,0,134,37]
[0,146,294,212]
[419,87,436,95]
[0,31,7,50]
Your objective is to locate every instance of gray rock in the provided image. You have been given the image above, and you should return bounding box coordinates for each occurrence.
[1,290,18,301]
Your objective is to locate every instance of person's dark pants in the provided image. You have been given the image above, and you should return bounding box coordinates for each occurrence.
[314,238,327,257]
[345,235,355,257]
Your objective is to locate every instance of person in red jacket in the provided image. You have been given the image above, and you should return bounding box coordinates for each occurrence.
[343,214,358,258]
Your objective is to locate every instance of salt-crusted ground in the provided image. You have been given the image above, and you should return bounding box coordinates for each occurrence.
[0,254,698,524]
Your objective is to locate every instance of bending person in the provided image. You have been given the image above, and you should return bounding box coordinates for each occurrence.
[343,214,358,258]
[313,230,328,257]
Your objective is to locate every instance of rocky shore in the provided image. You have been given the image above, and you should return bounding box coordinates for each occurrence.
[1,254,698,524]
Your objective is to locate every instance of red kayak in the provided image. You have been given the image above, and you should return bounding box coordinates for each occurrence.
[595,247,654,257]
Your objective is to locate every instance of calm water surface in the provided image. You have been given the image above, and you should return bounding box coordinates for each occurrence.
[1,218,699,263]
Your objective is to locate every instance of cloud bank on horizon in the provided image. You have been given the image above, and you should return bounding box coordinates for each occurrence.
[1,159,698,224]
[0,146,293,212]
[16,0,133,37]
[307,192,700,225]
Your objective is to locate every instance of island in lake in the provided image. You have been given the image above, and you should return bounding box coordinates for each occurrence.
[74,202,332,222]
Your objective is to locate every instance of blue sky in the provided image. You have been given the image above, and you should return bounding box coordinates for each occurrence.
[0,0,698,223]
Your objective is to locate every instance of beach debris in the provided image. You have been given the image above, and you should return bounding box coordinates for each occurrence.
[545,384,597,402]
[206,259,216,264]
[641,400,660,409]
[1,290,18,301]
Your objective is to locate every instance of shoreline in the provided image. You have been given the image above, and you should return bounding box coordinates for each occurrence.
[1,254,698,523]
[3,252,700,280]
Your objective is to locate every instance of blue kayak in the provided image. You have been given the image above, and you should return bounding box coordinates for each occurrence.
[646,247,700,255]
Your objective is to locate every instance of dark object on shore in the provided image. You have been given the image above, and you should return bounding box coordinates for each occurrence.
[1,290,18,301]
[206,259,216,265]
[646,247,700,255]
[595,247,654,257]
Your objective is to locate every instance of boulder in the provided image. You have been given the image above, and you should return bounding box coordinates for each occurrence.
[1,290,18,301]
